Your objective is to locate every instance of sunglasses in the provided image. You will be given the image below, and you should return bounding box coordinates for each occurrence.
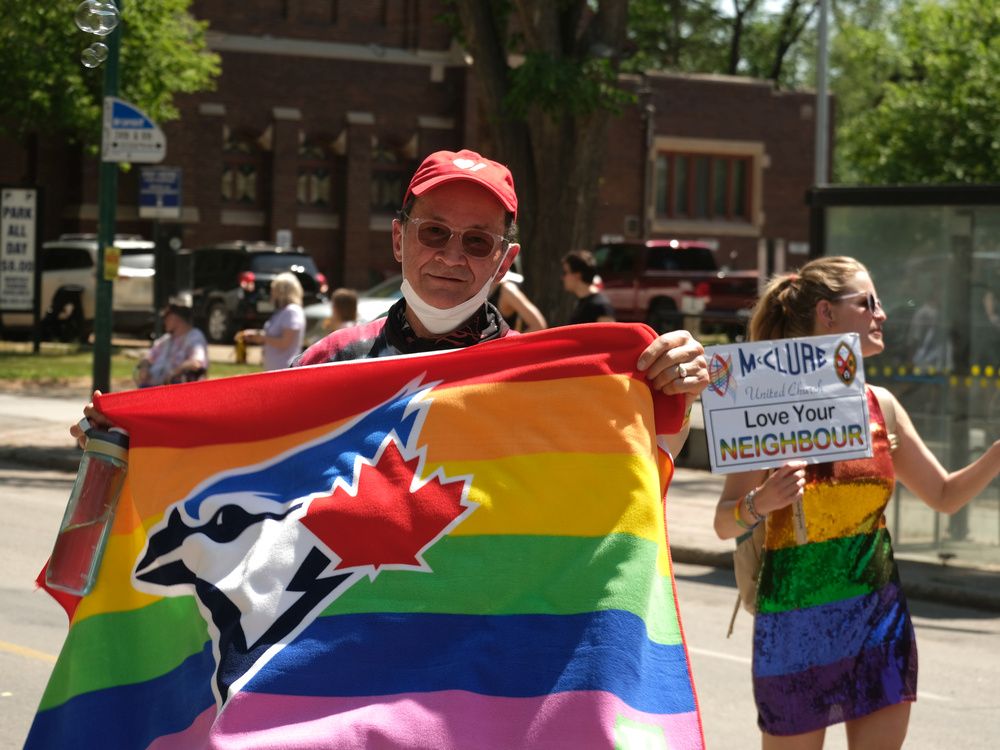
[834,290,882,314]
[402,213,506,258]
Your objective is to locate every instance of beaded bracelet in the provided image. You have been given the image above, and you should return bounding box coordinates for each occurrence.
[744,487,765,524]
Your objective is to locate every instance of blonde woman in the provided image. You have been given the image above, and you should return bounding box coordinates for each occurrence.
[714,256,1000,749]
[237,272,306,370]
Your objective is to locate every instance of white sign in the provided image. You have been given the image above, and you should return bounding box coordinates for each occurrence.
[788,241,810,255]
[700,333,871,474]
[0,188,37,311]
[102,97,166,163]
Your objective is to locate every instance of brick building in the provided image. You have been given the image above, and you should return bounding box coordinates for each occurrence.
[1,2,821,290]
[600,71,821,269]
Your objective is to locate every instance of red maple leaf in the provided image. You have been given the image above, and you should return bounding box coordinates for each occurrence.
[300,440,472,573]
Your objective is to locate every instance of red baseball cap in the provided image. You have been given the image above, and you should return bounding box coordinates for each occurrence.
[404,149,518,219]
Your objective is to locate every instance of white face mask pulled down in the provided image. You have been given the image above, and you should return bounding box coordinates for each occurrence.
[400,242,510,335]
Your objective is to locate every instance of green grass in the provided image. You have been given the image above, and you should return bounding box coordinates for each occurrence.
[0,341,260,382]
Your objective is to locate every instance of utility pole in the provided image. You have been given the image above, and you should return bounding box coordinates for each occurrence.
[814,0,830,185]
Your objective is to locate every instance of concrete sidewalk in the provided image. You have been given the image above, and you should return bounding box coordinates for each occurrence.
[1,388,998,613]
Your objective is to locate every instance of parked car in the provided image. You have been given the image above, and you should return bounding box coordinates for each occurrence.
[302,274,402,347]
[178,241,329,343]
[592,239,758,339]
[0,233,157,342]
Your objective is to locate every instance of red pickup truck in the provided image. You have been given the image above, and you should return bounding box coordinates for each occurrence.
[592,239,759,339]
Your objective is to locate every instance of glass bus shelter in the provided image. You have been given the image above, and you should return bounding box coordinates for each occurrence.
[808,185,1000,567]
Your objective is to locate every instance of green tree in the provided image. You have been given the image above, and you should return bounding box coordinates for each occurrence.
[835,0,1000,183]
[446,0,830,317]
[624,0,823,90]
[624,0,729,74]
[0,1,219,152]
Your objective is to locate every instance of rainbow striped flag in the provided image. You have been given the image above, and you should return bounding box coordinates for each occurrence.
[27,324,704,749]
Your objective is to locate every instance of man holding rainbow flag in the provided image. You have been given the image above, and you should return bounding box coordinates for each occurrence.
[34,148,710,749]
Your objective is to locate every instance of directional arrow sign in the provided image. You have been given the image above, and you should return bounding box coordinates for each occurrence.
[102,97,166,163]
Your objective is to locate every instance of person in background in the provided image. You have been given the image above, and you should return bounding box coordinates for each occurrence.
[133,294,208,387]
[236,272,306,371]
[324,287,359,332]
[489,270,547,332]
[906,286,949,371]
[562,249,615,324]
[712,256,1000,749]
[981,266,1000,352]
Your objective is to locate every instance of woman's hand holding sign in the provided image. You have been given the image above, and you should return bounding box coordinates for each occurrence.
[754,461,807,516]
[714,460,806,537]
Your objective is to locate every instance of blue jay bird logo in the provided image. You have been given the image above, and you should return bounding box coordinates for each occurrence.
[131,378,477,708]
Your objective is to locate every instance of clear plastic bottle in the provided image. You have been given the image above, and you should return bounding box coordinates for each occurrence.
[46,420,129,596]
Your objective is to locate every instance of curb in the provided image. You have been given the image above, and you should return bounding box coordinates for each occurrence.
[671,546,732,570]
[894,559,1000,613]
[0,445,80,474]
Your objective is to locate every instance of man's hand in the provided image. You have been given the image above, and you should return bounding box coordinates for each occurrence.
[69,390,114,449]
[636,329,708,401]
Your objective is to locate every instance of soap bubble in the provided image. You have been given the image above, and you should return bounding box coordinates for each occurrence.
[89,42,109,62]
[81,48,100,68]
[75,1,120,37]
[81,42,109,69]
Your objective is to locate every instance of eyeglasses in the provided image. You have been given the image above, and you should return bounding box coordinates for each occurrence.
[402,213,506,258]
[835,290,882,314]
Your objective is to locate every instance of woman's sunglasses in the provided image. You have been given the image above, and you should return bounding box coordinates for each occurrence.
[402,213,506,258]
[834,290,882,314]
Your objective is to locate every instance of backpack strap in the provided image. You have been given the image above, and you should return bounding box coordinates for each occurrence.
[726,594,742,638]
[870,385,899,453]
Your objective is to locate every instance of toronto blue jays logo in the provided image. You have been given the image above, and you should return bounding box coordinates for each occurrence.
[131,378,477,708]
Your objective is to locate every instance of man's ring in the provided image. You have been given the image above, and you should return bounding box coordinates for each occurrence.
[676,363,687,379]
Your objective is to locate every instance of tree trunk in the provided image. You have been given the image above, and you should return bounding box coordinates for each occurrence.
[450,0,628,324]
[525,109,615,321]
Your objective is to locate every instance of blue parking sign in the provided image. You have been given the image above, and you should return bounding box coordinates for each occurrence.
[139,167,182,220]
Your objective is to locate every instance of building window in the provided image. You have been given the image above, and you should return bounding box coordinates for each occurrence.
[221,132,265,206]
[655,151,752,223]
[371,141,413,214]
[297,141,334,208]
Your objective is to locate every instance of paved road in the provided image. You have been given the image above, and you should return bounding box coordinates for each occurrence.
[0,464,72,750]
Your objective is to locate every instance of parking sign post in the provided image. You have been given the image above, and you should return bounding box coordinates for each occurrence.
[93,3,123,395]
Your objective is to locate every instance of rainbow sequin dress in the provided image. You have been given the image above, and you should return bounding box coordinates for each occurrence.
[752,388,918,735]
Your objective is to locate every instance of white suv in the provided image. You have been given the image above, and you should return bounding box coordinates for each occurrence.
[1,234,157,342]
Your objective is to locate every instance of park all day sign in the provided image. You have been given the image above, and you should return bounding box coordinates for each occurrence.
[700,333,872,474]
